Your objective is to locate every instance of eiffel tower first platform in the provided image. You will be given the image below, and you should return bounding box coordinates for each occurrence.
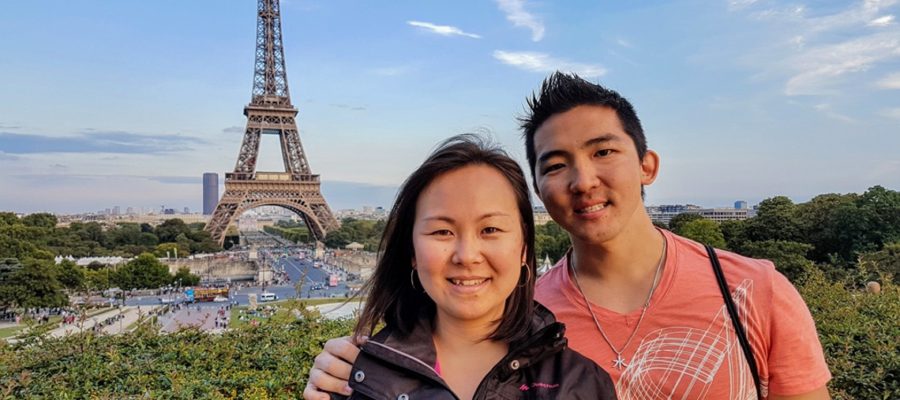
[206,0,338,245]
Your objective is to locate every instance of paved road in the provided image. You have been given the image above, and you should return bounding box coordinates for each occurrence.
[158,304,231,333]
[123,257,356,308]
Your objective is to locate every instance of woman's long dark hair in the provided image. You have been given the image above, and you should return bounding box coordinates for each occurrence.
[354,134,536,343]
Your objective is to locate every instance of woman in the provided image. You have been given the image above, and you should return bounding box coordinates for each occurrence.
[333,135,615,399]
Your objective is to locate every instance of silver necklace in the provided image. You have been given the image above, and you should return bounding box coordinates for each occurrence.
[568,237,667,370]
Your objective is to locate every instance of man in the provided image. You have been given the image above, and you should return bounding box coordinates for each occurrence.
[304,72,831,399]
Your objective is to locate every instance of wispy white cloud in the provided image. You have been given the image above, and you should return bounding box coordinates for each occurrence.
[784,31,900,95]
[813,103,856,123]
[869,14,896,26]
[735,0,900,96]
[876,71,900,88]
[880,107,900,119]
[616,38,633,48]
[407,21,481,39]
[493,50,606,78]
[494,0,545,41]
[728,0,760,10]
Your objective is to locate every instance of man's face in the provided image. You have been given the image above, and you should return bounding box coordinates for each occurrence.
[532,105,658,245]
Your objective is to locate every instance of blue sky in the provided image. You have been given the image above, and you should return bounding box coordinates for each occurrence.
[1,0,898,214]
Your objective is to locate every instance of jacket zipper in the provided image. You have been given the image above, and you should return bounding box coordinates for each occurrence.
[470,323,565,399]
[365,341,459,399]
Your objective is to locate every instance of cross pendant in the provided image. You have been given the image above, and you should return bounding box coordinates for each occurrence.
[612,354,627,370]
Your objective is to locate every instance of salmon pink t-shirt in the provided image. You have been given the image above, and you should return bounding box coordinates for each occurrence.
[535,230,831,399]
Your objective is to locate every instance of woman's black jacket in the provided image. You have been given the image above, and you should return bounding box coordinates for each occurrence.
[332,303,616,399]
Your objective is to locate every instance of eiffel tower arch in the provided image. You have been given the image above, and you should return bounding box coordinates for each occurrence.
[206,0,338,245]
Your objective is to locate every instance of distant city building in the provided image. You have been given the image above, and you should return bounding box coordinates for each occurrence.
[112,206,121,216]
[203,172,219,215]
[334,206,388,220]
[697,207,754,222]
[163,208,176,215]
[647,202,754,225]
[126,207,135,215]
[238,212,259,232]
[646,204,703,225]
[533,206,553,226]
[183,207,190,214]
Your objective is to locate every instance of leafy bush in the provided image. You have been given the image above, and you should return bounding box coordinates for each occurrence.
[798,267,900,400]
[0,305,354,399]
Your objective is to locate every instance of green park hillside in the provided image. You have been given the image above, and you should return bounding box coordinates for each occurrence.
[1,185,898,399]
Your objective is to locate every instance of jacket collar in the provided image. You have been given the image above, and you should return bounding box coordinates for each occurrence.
[361,302,567,381]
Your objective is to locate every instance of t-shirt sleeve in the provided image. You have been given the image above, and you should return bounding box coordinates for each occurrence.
[765,270,832,396]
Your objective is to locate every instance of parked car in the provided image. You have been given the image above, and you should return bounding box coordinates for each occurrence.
[259,293,277,302]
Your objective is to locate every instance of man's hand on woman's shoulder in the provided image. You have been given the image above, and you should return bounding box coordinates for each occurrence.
[302,336,365,400]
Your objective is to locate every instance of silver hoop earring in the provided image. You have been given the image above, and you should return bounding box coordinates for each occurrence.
[517,264,532,288]
[410,269,419,290]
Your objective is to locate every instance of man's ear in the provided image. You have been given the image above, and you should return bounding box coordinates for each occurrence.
[640,149,660,186]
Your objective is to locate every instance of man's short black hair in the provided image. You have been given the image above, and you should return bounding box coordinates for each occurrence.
[519,72,647,190]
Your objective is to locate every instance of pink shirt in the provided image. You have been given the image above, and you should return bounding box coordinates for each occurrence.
[536,230,831,399]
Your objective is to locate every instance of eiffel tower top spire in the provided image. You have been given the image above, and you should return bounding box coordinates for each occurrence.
[251,0,292,107]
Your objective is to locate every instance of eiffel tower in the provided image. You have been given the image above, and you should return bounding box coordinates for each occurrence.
[206,0,338,245]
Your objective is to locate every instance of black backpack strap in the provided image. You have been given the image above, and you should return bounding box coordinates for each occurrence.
[705,245,762,399]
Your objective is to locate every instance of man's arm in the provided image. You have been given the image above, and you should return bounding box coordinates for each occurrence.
[302,336,361,400]
[770,385,830,400]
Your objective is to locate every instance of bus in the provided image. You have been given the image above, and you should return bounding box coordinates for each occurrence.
[185,287,229,303]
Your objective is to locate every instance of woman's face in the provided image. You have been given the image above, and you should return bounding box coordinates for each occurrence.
[412,164,525,329]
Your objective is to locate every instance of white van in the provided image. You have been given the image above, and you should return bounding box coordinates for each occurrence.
[259,292,277,302]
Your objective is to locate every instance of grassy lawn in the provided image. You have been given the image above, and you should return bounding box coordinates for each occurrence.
[0,315,64,339]
[0,325,24,339]
[0,307,117,339]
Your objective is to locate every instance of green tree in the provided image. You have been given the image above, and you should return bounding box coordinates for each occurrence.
[856,185,900,251]
[720,219,748,252]
[77,221,105,242]
[796,193,863,263]
[107,223,143,247]
[741,240,814,283]
[155,219,191,243]
[172,266,201,287]
[186,229,220,253]
[1,259,67,308]
[324,228,351,249]
[535,221,571,262]
[0,212,18,226]
[744,196,802,243]
[0,258,23,309]
[113,253,173,290]
[138,232,159,247]
[668,212,704,234]
[21,213,57,229]
[56,259,86,290]
[0,227,52,260]
[678,219,726,248]
[84,268,110,292]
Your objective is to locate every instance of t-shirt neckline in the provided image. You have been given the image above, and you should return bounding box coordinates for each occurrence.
[559,228,680,319]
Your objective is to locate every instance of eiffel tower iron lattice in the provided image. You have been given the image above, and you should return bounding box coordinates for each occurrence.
[206,0,338,245]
